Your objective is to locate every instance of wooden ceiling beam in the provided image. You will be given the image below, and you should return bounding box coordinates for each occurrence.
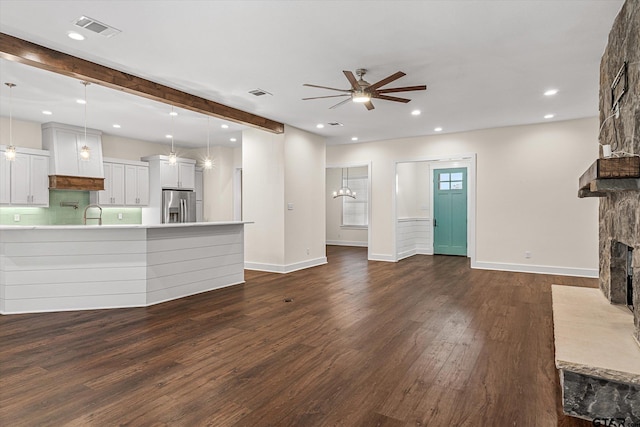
[0,33,284,134]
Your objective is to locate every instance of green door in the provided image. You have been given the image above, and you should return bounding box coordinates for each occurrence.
[433,168,467,256]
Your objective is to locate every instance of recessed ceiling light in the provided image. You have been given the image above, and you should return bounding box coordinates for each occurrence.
[411,110,421,116]
[434,127,443,132]
[169,111,178,116]
[165,134,172,139]
[544,89,558,96]
[76,99,86,105]
[544,114,555,119]
[230,138,237,142]
[316,124,324,129]
[221,124,229,129]
[67,31,85,41]
[113,124,121,128]
[351,137,358,141]
[42,110,53,115]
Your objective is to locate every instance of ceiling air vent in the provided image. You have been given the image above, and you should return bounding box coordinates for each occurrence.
[328,122,344,127]
[249,88,272,97]
[73,16,121,38]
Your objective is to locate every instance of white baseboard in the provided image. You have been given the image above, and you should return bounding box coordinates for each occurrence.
[326,240,368,247]
[416,248,434,255]
[397,249,416,261]
[369,253,396,262]
[245,257,327,274]
[471,260,598,278]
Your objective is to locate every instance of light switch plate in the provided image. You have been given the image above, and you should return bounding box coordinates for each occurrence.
[287,203,294,210]
[14,214,20,222]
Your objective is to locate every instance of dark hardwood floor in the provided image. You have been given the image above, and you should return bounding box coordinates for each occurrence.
[0,246,598,426]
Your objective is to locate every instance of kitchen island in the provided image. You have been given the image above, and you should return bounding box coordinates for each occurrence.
[0,222,246,314]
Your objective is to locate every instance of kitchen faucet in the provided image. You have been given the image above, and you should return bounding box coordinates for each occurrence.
[83,204,103,225]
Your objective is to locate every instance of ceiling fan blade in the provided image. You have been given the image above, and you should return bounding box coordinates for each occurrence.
[303,83,351,92]
[364,100,375,110]
[343,70,360,91]
[376,94,411,103]
[302,94,350,100]
[368,71,406,91]
[376,85,427,94]
[329,98,352,109]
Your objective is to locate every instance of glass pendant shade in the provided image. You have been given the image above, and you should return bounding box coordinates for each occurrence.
[333,168,356,199]
[5,82,17,161]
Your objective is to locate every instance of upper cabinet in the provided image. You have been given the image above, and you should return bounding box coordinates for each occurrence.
[41,122,104,178]
[159,159,195,190]
[0,146,50,207]
[91,158,149,206]
[124,164,149,206]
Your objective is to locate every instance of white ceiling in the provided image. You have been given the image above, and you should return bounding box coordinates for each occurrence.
[0,0,624,149]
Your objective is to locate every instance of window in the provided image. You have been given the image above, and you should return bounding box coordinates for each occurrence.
[438,172,463,191]
[342,175,368,227]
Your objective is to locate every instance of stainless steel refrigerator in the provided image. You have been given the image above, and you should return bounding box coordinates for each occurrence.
[162,190,196,223]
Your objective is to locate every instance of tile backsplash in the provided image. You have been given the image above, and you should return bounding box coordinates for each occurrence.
[0,190,142,225]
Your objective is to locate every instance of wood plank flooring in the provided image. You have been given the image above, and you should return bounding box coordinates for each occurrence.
[0,246,598,426]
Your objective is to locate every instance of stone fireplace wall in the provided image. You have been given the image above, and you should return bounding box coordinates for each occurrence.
[598,0,640,343]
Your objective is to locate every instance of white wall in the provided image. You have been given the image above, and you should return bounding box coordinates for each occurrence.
[283,126,326,266]
[243,125,326,272]
[327,117,600,276]
[242,128,286,267]
[326,167,368,246]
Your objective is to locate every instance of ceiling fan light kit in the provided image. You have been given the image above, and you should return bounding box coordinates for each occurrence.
[303,68,426,110]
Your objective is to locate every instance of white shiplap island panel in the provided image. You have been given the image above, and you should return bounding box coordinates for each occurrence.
[0,222,246,314]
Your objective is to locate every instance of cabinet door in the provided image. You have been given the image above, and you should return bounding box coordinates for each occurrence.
[0,152,10,204]
[195,169,203,201]
[136,166,149,205]
[124,165,137,205]
[29,155,49,206]
[99,163,114,205]
[160,160,179,189]
[10,153,30,205]
[110,163,125,205]
[179,162,195,190]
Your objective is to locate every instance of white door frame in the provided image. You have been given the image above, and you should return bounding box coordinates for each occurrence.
[326,161,373,260]
[392,153,476,263]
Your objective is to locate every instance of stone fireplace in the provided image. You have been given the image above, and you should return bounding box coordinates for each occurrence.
[554,1,640,423]
[597,0,640,346]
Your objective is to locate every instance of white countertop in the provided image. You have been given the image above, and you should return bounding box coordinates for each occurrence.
[0,221,249,231]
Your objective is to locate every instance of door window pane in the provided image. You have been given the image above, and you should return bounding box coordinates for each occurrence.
[439,182,450,190]
[451,172,463,181]
[439,173,450,181]
[451,181,463,190]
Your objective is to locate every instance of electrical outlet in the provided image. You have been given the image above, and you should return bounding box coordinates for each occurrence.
[118,213,123,220]
[525,251,532,259]
[306,248,310,255]
[13,214,20,222]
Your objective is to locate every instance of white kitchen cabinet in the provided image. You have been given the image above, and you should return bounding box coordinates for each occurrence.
[0,152,10,204]
[8,152,49,206]
[159,159,195,190]
[98,162,125,205]
[125,164,149,206]
[195,168,203,221]
[42,122,104,178]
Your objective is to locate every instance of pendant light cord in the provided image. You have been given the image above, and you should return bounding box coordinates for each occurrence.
[171,106,175,152]
[8,84,13,147]
[207,117,210,158]
[84,82,88,145]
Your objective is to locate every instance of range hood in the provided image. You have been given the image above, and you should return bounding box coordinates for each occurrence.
[41,122,105,191]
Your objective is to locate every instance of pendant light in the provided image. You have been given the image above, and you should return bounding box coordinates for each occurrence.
[332,168,356,199]
[4,83,17,161]
[168,106,177,165]
[79,81,91,160]
[203,117,213,170]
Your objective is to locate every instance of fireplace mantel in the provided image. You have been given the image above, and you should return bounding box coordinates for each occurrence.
[578,156,640,198]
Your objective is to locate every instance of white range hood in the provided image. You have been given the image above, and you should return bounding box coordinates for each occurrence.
[41,122,105,191]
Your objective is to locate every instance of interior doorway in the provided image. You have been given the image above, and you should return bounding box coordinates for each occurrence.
[325,163,371,259]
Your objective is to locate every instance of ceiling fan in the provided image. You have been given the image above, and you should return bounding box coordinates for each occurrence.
[302,68,427,110]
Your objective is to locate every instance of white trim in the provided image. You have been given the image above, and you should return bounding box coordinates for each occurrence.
[233,167,242,221]
[397,248,434,261]
[471,260,598,278]
[326,240,368,247]
[245,257,327,274]
[369,253,396,262]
